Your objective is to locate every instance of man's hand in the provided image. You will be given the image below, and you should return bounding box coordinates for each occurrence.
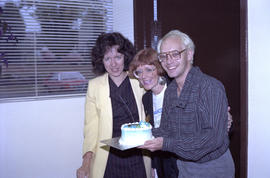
[138,137,163,152]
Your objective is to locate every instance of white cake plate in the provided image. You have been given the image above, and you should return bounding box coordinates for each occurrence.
[100,137,143,151]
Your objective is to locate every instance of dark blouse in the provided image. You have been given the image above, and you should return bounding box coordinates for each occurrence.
[103,76,146,178]
[143,86,179,178]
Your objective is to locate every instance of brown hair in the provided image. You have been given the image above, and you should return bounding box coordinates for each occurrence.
[91,32,135,75]
[129,48,165,78]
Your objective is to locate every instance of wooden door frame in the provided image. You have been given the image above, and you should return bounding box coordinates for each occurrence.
[240,0,248,177]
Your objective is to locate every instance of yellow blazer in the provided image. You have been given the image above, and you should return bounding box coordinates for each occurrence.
[83,73,151,178]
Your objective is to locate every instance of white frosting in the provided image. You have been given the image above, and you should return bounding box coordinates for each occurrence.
[119,122,152,146]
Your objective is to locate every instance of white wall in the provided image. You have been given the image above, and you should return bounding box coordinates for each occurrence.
[0,1,134,178]
[113,0,134,43]
[0,98,85,178]
[248,0,270,178]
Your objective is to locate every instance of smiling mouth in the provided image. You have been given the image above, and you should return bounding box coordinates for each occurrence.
[141,79,153,85]
[111,68,119,72]
[167,66,176,70]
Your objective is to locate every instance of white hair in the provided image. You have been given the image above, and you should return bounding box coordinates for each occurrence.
[157,30,195,63]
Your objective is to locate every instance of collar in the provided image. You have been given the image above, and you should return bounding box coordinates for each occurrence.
[167,66,201,109]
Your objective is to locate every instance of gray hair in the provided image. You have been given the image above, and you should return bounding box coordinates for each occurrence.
[157,30,195,63]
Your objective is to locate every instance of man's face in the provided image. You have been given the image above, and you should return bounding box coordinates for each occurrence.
[159,36,192,81]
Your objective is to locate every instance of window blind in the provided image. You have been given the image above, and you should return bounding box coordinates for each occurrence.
[0,0,113,101]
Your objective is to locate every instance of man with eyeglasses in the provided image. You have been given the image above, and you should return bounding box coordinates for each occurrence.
[139,30,235,177]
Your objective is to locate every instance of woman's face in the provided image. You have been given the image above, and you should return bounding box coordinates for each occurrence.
[134,64,159,91]
[103,45,125,79]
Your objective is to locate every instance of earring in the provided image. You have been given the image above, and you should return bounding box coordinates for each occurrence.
[158,76,166,85]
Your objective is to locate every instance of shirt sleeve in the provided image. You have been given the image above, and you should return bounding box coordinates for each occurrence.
[162,82,229,161]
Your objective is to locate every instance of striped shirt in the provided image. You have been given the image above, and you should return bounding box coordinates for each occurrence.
[153,66,230,163]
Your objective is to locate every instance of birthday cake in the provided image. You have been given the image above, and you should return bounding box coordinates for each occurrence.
[119,121,152,146]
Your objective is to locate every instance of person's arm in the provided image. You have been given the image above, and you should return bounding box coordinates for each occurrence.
[76,152,93,178]
[82,82,99,155]
[162,82,229,161]
[77,80,99,177]
[141,106,232,153]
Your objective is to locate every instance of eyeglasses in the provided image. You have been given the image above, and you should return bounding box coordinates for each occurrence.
[133,67,156,79]
[158,49,186,63]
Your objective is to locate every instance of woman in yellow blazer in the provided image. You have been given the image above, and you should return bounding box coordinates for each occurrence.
[77,32,151,178]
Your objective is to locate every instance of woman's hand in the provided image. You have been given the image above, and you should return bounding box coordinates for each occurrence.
[152,168,156,178]
[77,165,90,178]
[138,137,163,152]
[76,152,93,178]
[227,106,233,131]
